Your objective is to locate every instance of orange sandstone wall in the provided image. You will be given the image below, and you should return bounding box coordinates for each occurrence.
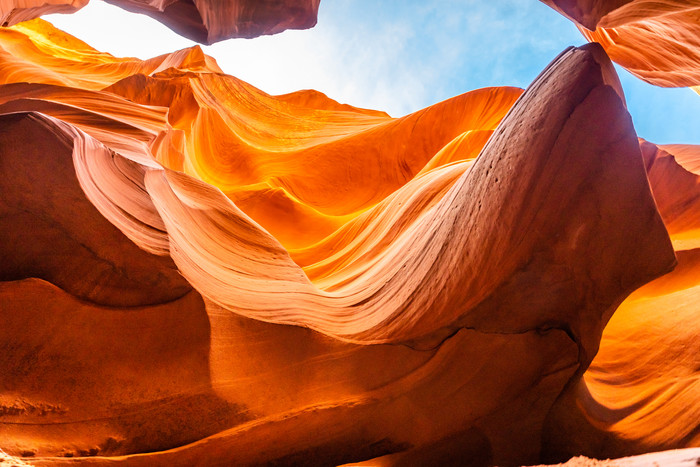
[0,9,699,467]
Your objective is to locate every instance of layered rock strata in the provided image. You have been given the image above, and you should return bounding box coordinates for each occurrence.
[0,19,685,466]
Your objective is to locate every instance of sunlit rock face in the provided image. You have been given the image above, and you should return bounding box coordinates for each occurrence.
[541,0,700,87]
[0,0,319,42]
[0,17,684,465]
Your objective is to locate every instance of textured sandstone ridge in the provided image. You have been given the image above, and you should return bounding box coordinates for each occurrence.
[0,0,319,42]
[541,0,700,87]
[0,19,685,466]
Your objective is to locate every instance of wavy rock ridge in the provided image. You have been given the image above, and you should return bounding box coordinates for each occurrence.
[0,16,697,467]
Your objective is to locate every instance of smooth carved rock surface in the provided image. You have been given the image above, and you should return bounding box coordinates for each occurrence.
[0,19,689,467]
[543,141,700,461]
[0,0,319,42]
[541,0,700,87]
[104,0,321,43]
[0,0,86,27]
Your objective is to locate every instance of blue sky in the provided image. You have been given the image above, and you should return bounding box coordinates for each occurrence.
[47,0,700,144]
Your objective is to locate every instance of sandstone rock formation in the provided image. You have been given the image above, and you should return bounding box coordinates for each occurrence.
[541,0,700,87]
[0,18,687,466]
[104,0,321,43]
[0,0,86,27]
[543,141,700,461]
[0,0,320,42]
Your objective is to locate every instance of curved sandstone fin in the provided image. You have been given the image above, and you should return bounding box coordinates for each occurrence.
[138,43,674,349]
[543,140,700,461]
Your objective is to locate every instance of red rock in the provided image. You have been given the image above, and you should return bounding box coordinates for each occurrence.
[1,0,319,43]
[0,0,86,27]
[0,112,190,306]
[105,0,320,43]
[541,0,700,87]
[0,18,686,467]
[539,0,632,30]
[543,141,700,461]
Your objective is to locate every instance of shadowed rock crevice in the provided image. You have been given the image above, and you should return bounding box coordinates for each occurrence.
[0,112,191,307]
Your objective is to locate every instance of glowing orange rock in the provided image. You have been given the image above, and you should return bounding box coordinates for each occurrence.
[541,0,700,87]
[0,19,522,250]
[0,19,678,465]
